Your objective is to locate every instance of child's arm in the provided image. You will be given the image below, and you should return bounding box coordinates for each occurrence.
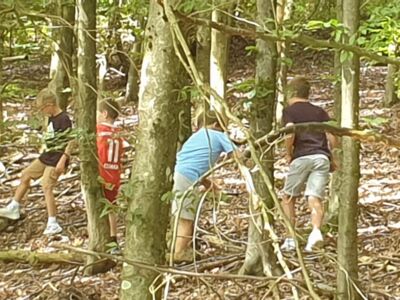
[284,122,295,162]
[55,140,74,175]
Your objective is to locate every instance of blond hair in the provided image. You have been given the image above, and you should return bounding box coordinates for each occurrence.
[36,88,57,108]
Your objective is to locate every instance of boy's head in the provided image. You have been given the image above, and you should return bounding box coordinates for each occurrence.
[98,98,120,123]
[287,76,311,99]
[36,88,59,116]
[195,109,224,130]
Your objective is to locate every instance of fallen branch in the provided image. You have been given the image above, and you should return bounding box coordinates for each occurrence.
[2,54,29,63]
[55,243,315,293]
[0,249,84,265]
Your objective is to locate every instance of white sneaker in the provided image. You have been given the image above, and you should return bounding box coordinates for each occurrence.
[43,223,63,235]
[281,238,296,251]
[305,229,323,252]
[0,205,20,220]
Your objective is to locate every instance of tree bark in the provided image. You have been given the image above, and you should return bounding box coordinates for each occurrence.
[120,1,184,299]
[48,0,75,111]
[239,0,281,277]
[337,0,361,298]
[76,0,113,276]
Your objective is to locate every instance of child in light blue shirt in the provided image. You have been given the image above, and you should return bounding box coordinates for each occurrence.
[171,112,237,262]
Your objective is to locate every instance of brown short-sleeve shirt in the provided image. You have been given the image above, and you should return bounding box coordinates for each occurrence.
[282,102,331,160]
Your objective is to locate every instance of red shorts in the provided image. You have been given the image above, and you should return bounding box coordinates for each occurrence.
[103,187,119,204]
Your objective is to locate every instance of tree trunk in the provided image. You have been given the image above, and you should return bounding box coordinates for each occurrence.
[125,41,141,103]
[209,0,229,116]
[327,0,343,226]
[275,0,293,125]
[385,63,399,107]
[239,0,281,278]
[76,0,113,276]
[193,9,211,124]
[107,0,129,80]
[0,29,4,153]
[120,1,184,299]
[48,0,75,111]
[337,0,361,298]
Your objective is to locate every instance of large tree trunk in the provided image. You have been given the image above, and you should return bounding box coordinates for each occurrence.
[76,0,112,276]
[239,0,281,277]
[119,1,184,299]
[48,0,75,111]
[327,0,343,226]
[337,0,361,298]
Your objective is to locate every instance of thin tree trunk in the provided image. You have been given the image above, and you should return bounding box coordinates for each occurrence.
[76,0,112,276]
[193,9,211,124]
[125,41,141,103]
[385,42,399,107]
[49,0,75,111]
[239,0,281,278]
[328,0,343,226]
[275,0,293,125]
[210,0,229,116]
[120,1,184,298]
[0,29,4,153]
[337,0,361,298]
[125,16,145,104]
[385,63,399,107]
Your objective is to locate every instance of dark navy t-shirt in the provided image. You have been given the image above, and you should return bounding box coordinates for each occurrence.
[39,111,72,167]
[282,102,331,160]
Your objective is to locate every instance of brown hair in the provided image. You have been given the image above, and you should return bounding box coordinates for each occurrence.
[99,98,120,121]
[36,88,57,108]
[287,76,311,99]
[195,109,223,128]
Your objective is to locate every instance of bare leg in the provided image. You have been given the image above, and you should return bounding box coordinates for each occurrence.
[308,196,324,230]
[109,212,117,237]
[281,194,297,236]
[43,186,57,217]
[174,218,193,254]
[14,174,31,203]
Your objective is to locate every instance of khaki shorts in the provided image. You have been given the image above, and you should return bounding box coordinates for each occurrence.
[283,154,330,200]
[22,159,59,189]
[171,172,198,221]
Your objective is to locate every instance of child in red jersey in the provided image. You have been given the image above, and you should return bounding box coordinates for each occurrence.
[97,99,124,248]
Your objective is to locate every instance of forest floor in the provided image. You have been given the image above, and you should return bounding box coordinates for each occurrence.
[1,42,400,300]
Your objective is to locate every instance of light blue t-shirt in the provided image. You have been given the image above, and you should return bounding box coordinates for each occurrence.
[175,128,236,182]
